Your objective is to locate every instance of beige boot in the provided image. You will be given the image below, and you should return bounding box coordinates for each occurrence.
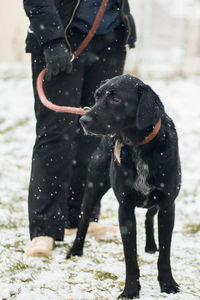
[65,222,116,240]
[88,222,117,240]
[64,228,77,236]
[25,236,54,257]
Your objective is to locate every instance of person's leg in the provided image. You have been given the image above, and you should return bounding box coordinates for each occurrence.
[66,25,127,230]
[65,128,100,228]
[27,53,85,247]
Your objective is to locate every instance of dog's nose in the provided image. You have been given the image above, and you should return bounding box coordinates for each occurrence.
[79,114,93,128]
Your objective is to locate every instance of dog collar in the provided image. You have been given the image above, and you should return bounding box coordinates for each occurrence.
[114,118,161,165]
[139,118,161,146]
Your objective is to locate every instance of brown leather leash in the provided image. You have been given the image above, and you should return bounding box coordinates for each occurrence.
[72,0,109,60]
[37,0,109,115]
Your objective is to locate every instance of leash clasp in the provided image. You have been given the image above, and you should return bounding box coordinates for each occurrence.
[70,54,75,62]
[83,106,91,112]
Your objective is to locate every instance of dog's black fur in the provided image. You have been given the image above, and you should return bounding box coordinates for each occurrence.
[67,75,181,299]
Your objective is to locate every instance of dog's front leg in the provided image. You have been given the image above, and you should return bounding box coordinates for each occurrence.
[67,143,110,259]
[66,174,110,258]
[118,204,140,299]
[66,191,92,258]
[157,203,179,294]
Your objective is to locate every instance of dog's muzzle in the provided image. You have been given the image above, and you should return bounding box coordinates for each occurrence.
[79,114,93,128]
[79,114,95,135]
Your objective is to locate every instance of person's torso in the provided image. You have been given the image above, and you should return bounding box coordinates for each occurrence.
[25,0,136,53]
[71,0,122,34]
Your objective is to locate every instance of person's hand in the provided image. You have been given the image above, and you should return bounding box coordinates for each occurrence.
[43,40,72,81]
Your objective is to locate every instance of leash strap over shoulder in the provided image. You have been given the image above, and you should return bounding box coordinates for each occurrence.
[73,0,109,60]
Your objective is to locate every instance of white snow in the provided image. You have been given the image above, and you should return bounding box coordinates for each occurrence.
[0,62,200,299]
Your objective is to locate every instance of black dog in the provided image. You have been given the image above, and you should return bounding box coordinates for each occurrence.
[67,75,181,299]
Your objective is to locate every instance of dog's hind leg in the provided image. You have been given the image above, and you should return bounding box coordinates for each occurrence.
[66,138,111,258]
[157,203,179,294]
[145,206,158,253]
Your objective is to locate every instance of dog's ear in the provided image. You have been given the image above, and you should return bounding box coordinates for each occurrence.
[136,84,164,130]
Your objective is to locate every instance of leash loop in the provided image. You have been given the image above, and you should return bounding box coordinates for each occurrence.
[37,68,88,115]
[37,0,109,115]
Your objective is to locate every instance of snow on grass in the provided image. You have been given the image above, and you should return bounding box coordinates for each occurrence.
[0,63,200,299]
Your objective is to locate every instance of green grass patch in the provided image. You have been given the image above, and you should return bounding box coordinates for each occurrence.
[0,217,26,230]
[6,259,50,278]
[7,260,32,273]
[90,255,101,264]
[40,285,57,292]
[20,276,35,283]
[0,219,19,230]
[80,268,93,273]
[94,270,118,281]
[0,117,30,134]
[11,195,27,204]
[100,208,115,220]
[55,242,71,253]
[3,240,25,253]
[184,223,200,234]
[99,238,121,245]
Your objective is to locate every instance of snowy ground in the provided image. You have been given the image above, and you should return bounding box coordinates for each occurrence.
[0,62,200,300]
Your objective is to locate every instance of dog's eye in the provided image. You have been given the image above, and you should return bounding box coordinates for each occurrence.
[95,89,102,100]
[109,97,121,104]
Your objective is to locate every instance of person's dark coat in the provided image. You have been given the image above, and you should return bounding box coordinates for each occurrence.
[23,0,137,54]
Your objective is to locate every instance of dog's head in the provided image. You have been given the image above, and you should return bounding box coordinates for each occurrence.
[80,75,164,136]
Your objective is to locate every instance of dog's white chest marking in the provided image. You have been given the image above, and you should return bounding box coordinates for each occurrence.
[133,154,152,196]
[114,140,122,165]
[114,140,152,196]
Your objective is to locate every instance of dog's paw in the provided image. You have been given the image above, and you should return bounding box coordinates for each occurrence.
[145,242,158,254]
[159,279,180,294]
[66,246,83,259]
[118,282,141,299]
[118,291,139,299]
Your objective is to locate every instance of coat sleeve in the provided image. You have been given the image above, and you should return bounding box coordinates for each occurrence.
[23,0,65,47]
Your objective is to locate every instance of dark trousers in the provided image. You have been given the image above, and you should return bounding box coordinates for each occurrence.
[29,25,127,241]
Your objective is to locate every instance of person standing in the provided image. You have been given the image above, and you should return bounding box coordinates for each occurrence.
[23,0,136,257]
